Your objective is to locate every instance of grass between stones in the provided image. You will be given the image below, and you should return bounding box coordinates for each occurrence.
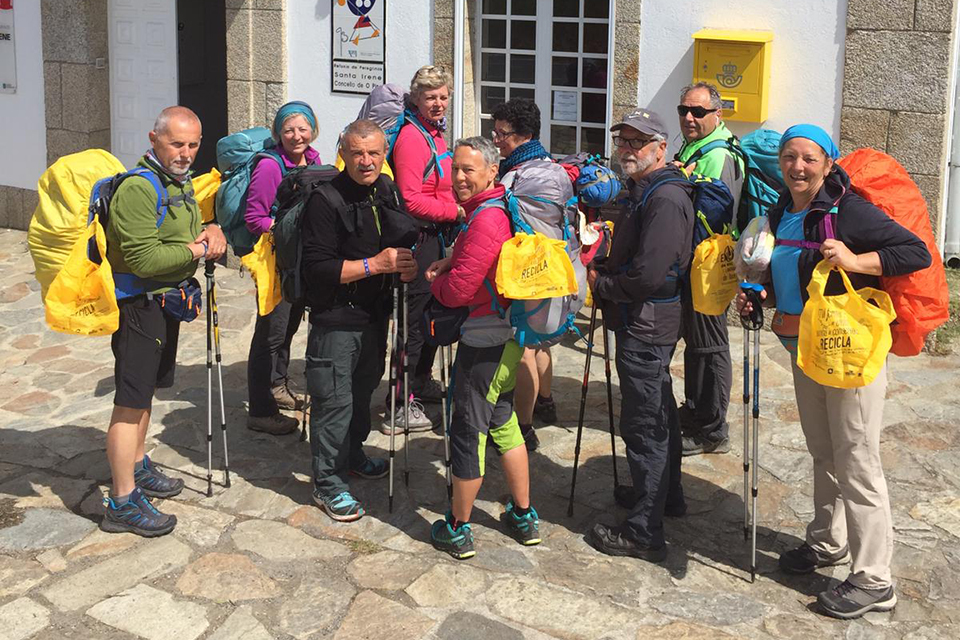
[929,267,960,355]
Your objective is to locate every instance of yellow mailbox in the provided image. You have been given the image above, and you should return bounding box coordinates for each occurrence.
[692,29,773,123]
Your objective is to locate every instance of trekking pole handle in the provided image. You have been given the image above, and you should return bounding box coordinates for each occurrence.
[739,283,765,331]
[204,259,215,277]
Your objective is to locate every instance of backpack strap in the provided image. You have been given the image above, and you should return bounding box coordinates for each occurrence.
[679,137,745,182]
[125,168,171,228]
[774,204,840,250]
[403,110,450,182]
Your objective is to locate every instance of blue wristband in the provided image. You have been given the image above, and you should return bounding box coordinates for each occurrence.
[201,241,209,257]
[363,258,371,277]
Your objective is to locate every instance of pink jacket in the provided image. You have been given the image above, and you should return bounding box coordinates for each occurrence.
[431,185,510,318]
[391,114,458,224]
[244,146,322,236]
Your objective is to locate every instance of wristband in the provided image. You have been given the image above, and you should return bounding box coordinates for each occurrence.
[201,241,209,257]
[363,258,371,277]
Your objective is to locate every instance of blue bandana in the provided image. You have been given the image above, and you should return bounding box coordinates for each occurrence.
[498,139,551,178]
[273,101,317,139]
[780,124,840,160]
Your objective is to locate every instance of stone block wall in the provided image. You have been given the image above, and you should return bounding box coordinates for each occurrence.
[840,0,958,230]
[226,0,287,133]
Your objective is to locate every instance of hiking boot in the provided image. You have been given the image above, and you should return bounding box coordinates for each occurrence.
[381,398,433,434]
[248,412,299,435]
[314,491,365,522]
[271,382,305,412]
[520,423,539,452]
[134,455,184,499]
[413,377,445,403]
[613,485,687,517]
[533,395,558,424]
[586,523,667,563]
[779,543,851,574]
[431,512,476,560]
[681,435,731,457]
[817,581,897,619]
[349,456,389,479]
[501,500,541,546]
[100,488,177,537]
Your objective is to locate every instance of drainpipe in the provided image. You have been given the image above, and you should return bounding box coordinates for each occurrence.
[942,3,960,267]
[452,0,465,142]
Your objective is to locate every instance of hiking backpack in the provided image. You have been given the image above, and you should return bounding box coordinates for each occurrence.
[559,152,623,208]
[482,160,587,347]
[640,173,735,247]
[214,127,284,257]
[679,129,785,234]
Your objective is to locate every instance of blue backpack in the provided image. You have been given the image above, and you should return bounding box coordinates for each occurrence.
[640,173,735,247]
[214,127,284,257]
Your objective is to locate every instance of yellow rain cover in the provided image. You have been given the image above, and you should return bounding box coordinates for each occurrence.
[29,149,126,299]
[496,232,577,300]
[797,260,896,389]
[192,167,222,224]
[241,233,282,316]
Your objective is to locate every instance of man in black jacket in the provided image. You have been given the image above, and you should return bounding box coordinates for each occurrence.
[300,119,417,522]
[586,108,693,562]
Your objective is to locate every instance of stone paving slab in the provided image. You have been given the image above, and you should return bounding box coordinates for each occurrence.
[0,228,959,638]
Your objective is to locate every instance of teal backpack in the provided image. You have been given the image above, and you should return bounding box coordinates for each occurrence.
[214,127,283,257]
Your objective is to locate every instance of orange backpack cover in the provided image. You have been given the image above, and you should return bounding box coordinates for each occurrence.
[838,149,949,356]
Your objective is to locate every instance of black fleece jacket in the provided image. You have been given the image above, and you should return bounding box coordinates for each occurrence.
[594,165,695,345]
[769,166,931,305]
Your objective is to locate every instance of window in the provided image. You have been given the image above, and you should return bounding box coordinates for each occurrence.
[477,0,613,158]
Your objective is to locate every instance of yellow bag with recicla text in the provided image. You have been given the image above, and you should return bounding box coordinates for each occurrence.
[44,218,119,336]
[691,232,738,315]
[796,260,896,389]
[241,232,282,316]
[495,232,578,300]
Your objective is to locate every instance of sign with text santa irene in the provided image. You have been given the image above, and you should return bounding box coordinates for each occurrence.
[0,0,15,94]
[331,0,385,95]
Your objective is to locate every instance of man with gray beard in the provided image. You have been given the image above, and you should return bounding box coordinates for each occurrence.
[584,108,694,562]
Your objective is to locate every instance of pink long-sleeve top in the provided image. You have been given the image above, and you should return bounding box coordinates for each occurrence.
[391,114,458,224]
[244,146,322,236]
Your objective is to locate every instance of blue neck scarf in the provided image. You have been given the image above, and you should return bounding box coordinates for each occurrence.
[498,139,550,178]
[273,101,317,139]
[418,114,447,132]
[780,124,840,160]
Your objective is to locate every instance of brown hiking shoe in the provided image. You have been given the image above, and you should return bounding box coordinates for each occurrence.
[247,413,299,436]
[271,382,305,412]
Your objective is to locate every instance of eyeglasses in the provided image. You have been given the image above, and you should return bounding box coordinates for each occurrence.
[612,135,655,150]
[676,105,719,119]
[491,128,517,140]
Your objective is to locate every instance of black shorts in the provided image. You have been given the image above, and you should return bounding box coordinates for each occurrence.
[111,296,181,409]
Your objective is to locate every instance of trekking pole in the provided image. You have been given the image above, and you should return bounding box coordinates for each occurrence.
[439,343,453,500]
[206,260,230,492]
[600,311,619,489]
[300,310,310,442]
[567,302,600,517]
[739,282,765,583]
[205,262,214,498]
[401,283,411,488]
[388,278,399,513]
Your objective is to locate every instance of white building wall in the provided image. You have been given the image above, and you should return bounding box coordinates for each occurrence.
[287,2,435,157]
[638,0,848,155]
[0,1,46,190]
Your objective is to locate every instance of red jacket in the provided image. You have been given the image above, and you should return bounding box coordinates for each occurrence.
[431,185,510,318]
[391,114,458,224]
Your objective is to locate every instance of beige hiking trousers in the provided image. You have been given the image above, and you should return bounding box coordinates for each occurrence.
[790,356,893,590]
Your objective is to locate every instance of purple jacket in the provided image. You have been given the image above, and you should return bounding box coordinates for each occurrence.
[244,146,322,236]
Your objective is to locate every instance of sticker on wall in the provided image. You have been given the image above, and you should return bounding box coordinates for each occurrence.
[332,0,385,95]
[0,0,15,94]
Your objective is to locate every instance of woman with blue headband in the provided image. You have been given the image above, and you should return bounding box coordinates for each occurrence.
[738,124,929,619]
[245,101,322,436]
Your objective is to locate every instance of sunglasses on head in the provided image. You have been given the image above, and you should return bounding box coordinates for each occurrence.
[677,105,719,118]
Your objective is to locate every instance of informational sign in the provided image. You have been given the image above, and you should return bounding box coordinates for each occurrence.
[552,90,578,121]
[0,0,15,94]
[332,0,385,95]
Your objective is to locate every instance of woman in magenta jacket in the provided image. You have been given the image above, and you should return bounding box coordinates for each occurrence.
[244,101,321,436]
[383,65,465,432]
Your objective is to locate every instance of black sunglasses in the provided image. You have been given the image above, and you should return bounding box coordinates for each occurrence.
[677,105,719,118]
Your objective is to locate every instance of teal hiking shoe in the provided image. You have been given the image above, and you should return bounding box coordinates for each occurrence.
[134,455,184,499]
[349,456,389,479]
[100,487,177,537]
[431,512,476,560]
[501,500,541,546]
[314,491,365,522]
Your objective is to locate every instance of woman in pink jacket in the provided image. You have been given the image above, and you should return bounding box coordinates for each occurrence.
[244,101,321,436]
[425,136,540,560]
[384,65,465,433]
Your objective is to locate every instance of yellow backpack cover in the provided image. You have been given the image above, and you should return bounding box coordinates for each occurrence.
[192,167,222,225]
[29,149,126,300]
[241,232,282,316]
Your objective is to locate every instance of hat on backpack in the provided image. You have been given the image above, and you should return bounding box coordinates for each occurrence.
[611,107,669,139]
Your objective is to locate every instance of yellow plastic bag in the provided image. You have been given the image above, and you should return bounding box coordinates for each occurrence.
[241,233,282,316]
[192,168,221,225]
[496,232,578,300]
[797,260,896,388]
[691,233,738,315]
[44,219,119,336]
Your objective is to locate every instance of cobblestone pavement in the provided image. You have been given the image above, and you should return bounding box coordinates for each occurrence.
[1,227,959,640]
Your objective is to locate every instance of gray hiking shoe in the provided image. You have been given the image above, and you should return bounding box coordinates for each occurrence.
[381,398,432,434]
[779,543,851,574]
[818,580,897,619]
[681,435,731,457]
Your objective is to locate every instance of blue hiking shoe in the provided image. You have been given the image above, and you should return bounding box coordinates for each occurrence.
[349,456,389,479]
[134,455,184,499]
[431,511,476,560]
[314,491,365,522]
[100,487,177,537]
[501,500,542,546]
